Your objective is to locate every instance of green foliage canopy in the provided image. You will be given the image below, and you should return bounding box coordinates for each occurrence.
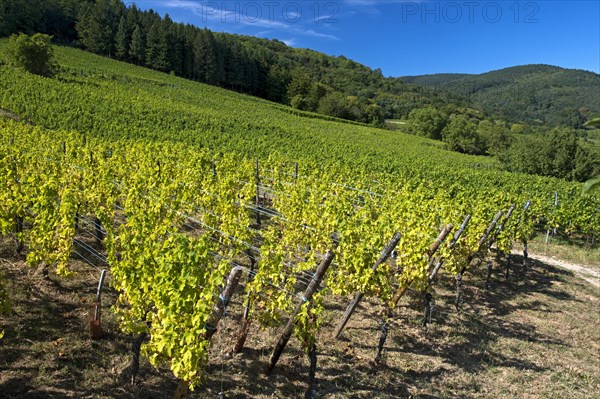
[6,33,55,76]
[441,115,483,155]
[407,107,447,140]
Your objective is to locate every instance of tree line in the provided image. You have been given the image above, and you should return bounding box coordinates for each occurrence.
[402,106,600,182]
[1,0,471,125]
[2,0,598,181]
[402,65,600,129]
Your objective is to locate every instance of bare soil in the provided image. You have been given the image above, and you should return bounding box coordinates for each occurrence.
[1,237,599,399]
[512,249,600,288]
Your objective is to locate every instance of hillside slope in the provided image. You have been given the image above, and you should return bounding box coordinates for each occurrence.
[2,42,596,225]
[0,42,486,177]
[0,0,462,122]
[399,73,472,86]
[401,65,600,126]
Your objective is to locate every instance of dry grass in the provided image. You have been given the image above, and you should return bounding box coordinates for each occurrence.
[516,234,600,272]
[1,236,599,399]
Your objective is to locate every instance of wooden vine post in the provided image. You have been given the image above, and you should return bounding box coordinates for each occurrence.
[74,211,79,231]
[455,211,503,309]
[15,215,23,254]
[501,205,516,281]
[483,204,516,287]
[205,265,248,340]
[255,158,261,226]
[421,215,471,327]
[521,200,532,270]
[545,192,558,243]
[375,224,454,361]
[89,269,107,339]
[233,251,257,353]
[334,232,402,339]
[466,203,517,288]
[266,250,335,375]
[94,217,104,246]
[306,340,318,399]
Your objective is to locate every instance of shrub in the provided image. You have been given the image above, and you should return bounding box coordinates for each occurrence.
[6,33,55,76]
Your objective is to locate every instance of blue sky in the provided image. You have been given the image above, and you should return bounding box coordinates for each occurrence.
[132,1,600,77]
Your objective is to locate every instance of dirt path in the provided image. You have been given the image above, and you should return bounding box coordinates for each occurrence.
[512,249,600,288]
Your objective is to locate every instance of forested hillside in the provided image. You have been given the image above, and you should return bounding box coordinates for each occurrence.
[399,73,471,86]
[0,0,465,125]
[401,65,600,127]
[2,0,598,130]
[2,0,599,182]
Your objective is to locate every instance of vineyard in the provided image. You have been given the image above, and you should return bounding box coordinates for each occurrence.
[0,43,599,398]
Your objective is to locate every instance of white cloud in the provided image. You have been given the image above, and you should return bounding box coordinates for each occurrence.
[160,0,340,40]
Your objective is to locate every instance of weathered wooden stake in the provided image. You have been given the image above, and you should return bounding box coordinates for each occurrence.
[90,269,107,339]
[374,317,389,362]
[546,193,558,243]
[15,215,23,254]
[205,265,247,340]
[485,260,493,290]
[390,224,453,309]
[421,292,434,328]
[234,252,257,353]
[94,269,107,320]
[374,225,453,361]
[334,232,401,339]
[455,211,503,309]
[255,158,261,225]
[294,162,299,180]
[94,217,104,245]
[427,224,454,259]
[266,251,334,375]
[420,216,471,327]
[521,201,531,270]
[427,215,471,286]
[552,192,558,236]
[497,205,516,235]
[129,332,148,385]
[486,204,516,283]
[523,239,528,269]
[305,341,318,399]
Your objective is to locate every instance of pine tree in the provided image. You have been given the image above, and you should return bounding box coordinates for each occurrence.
[181,26,195,79]
[203,30,219,85]
[114,16,130,60]
[145,22,169,72]
[129,24,145,65]
[76,0,121,56]
[192,30,207,81]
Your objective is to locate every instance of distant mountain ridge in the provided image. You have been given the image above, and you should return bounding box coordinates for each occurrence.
[2,0,598,128]
[398,73,472,86]
[400,65,600,127]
